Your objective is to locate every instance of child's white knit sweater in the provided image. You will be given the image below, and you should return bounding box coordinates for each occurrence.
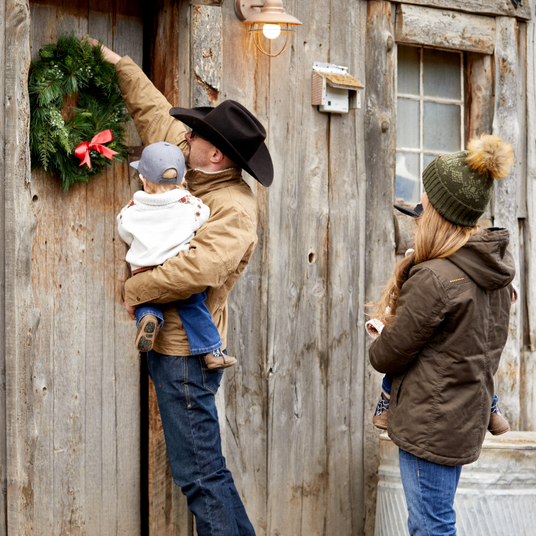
[117,188,210,272]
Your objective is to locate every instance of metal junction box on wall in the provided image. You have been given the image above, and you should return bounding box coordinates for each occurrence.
[311,62,364,114]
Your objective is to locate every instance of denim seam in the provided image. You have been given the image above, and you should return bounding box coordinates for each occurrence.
[416,458,432,536]
[197,479,215,535]
[201,357,219,395]
[183,356,192,408]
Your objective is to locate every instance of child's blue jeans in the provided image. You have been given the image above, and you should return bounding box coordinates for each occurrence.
[135,290,222,355]
[382,374,393,396]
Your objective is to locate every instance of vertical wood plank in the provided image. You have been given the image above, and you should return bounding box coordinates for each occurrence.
[465,53,494,140]
[0,1,7,533]
[264,0,332,533]
[177,0,192,109]
[5,2,35,535]
[523,5,536,431]
[364,2,397,535]
[191,4,221,107]
[51,183,87,536]
[325,0,368,534]
[219,3,270,536]
[151,0,179,107]
[30,171,59,536]
[492,16,522,430]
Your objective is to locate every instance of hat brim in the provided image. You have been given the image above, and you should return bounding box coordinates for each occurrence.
[170,106,274,186]
[394,203,423,218]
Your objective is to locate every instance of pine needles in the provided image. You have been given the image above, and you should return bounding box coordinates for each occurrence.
[29,33,130,190]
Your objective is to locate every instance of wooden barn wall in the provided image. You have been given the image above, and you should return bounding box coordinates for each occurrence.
[7,1,145,534]
[219,0,369,534]
[3,0,536,535]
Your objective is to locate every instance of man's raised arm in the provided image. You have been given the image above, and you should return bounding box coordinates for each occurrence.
[86,38,188,151]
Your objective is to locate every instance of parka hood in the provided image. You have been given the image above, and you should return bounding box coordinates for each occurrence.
[447,228,515,291]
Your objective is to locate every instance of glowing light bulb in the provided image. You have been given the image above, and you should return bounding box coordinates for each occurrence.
[262,24,281,39]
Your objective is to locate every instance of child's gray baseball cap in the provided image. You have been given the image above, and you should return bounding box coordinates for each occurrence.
[130,141,185,184]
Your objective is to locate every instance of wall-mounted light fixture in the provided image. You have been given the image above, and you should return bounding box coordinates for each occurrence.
[234,0,302,57]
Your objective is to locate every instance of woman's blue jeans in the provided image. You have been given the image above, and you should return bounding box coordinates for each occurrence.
[147,350,255,536]
[135,290,222,354]
[399,449,462,536]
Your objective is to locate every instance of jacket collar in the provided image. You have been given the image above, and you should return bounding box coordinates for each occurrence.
[185,167,243,197]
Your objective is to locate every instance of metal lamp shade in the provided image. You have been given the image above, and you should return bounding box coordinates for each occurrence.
[242,0,302,25]
[236,0,302,57]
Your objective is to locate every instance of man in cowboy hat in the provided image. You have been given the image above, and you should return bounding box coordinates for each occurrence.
[87,39,271,536]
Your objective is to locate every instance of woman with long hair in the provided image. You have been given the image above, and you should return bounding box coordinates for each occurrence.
[369,135,516,535]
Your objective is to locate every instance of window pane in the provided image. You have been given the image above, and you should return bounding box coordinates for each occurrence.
[423,103,461,152]
[423,154,437,171]
[397,98,420,149]
[397,46,420,95]
[396,152,420,205]
[423,49,461,100]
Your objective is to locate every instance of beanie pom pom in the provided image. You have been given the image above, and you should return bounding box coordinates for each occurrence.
[466,134,514,180]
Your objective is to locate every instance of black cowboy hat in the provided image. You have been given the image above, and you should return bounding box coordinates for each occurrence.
[169,100,274,187]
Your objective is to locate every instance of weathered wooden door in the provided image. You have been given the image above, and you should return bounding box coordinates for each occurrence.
[27,1,144,534]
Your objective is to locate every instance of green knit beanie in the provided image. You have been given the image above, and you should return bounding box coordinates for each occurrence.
[422,135,514,227]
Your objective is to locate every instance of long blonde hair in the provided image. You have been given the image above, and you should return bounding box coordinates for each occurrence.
[370,202,481,323]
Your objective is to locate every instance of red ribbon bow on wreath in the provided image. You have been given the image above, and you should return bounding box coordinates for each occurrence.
[75,129,119,169]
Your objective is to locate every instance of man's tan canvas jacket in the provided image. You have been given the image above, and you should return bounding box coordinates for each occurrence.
[116,56,259,356]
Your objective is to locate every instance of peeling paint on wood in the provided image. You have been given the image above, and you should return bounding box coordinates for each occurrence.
[192,4,221,107]
[396,4,496,54]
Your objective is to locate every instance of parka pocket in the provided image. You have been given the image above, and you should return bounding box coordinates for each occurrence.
[394,371,409,407]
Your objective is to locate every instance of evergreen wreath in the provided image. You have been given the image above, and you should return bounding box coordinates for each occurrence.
[29,34,130,191]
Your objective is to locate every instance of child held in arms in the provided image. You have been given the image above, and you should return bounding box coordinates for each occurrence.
[117,141,236,369]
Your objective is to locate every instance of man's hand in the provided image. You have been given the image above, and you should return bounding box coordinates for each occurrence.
[124,297,137,320]
[84,36,122,65]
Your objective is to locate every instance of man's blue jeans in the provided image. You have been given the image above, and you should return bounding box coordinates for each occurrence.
[399,448,462,536]
[147,350,255,536]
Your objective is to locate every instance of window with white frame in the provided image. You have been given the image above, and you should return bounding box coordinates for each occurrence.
[396,46,465,206]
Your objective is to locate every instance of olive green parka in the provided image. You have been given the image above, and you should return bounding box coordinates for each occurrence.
[369,228,515,466]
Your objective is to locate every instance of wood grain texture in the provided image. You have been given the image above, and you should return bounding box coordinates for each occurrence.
[25,2,143,534]
[492,16,522,430]
[218,3,269,536]
[364,2,397,535]
[4,1,36,535]
[263,0,332,532]
[523,8,536,431]
[465,53,494,141]
[0,0,6,532]
[151,0,180,107]
[192,4,221,107]
[396,4,496,54]
[388,0,531,21]
[325,1,368,534]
